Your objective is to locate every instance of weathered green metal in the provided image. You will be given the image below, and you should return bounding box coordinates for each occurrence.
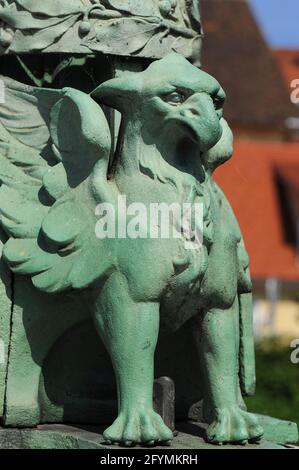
[0,53,265,445]
[0,0,297,450]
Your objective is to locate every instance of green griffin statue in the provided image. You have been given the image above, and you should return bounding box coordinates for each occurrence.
[0,53,263,446]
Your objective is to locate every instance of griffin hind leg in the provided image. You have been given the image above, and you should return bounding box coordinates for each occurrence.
[193,299,263,445]
[93,273,173,446]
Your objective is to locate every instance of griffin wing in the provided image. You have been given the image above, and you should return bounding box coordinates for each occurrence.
[0,76,114,293]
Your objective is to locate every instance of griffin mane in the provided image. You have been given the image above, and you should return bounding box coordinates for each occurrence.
[137,143,214,248]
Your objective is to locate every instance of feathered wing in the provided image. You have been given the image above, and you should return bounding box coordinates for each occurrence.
[0,76,114,293]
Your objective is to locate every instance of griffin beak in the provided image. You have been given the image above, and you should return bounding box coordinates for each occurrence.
[168,93,223,151]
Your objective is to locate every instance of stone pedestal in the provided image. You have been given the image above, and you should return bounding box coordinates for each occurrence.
[0,421,295,450]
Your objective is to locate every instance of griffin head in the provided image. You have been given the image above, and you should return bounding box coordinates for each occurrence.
[92,53,226,154]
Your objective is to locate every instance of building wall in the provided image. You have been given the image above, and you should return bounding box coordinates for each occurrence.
[254,298,299,339]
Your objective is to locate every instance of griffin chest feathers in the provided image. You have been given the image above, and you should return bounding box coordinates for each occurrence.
[113,120,213,289]
[115,168,213,296]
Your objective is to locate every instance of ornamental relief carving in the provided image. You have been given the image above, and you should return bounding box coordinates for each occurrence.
[0,0,202,61]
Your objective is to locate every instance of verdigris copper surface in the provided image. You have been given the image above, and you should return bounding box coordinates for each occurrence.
[0,53,264,446]
[0,0,202,62]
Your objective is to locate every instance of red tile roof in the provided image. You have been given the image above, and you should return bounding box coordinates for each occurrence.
[200,2,299,281]
[214,140,299,280]
[200,0,299,131]
[274,50,299,88]
[276,163,299,194]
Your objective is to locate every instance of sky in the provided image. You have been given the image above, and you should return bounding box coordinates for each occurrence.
[249,0,299,48]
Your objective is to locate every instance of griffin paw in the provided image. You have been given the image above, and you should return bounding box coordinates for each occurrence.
[103,409,173,446]
[207,407,263,445]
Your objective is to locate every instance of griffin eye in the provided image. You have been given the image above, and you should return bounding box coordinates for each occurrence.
[212,89,225,111]
[213,96,224,110]
[164,92,185,105]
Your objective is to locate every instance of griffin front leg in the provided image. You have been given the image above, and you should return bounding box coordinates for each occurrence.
[93,273,173,446]
[193,299,263,445]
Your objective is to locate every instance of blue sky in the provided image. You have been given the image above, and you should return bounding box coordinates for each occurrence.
[249,0,299,48]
